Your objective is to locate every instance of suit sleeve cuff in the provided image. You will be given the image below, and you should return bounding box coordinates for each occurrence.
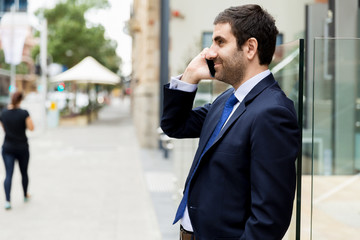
[169,75,198,92]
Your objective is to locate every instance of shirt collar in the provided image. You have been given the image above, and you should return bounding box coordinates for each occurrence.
[234,69,271,103]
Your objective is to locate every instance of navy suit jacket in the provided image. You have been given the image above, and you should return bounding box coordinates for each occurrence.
[161,74,300,240]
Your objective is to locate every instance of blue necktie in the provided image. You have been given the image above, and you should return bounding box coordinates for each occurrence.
[173,93,239,224]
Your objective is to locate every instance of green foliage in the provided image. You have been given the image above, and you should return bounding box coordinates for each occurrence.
[33,0,121,74]
[0,50,29,74]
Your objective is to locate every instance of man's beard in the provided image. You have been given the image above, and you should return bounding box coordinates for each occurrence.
[215,51,246,87]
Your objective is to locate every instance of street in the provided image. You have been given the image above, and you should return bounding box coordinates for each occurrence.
[0,97,176,240]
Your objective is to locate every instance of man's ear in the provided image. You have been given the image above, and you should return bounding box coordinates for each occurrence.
[245,37,258,61]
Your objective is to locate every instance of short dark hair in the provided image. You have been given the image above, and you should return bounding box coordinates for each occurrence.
[11,91,23,106]
[214,4,279,65]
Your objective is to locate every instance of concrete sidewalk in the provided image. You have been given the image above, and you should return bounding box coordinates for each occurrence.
[0,97,163,240]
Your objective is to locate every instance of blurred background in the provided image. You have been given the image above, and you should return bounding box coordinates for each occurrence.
[0,0,359,239]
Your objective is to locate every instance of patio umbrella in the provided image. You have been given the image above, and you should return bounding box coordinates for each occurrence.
[51,56,120,85]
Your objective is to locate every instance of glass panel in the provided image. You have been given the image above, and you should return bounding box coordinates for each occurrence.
[271,40,302,112]
[311,38,360,239]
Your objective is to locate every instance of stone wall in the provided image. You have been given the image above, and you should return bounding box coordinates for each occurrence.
[130,0,161,148]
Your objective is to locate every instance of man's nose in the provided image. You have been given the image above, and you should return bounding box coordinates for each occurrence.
[206,47,217,60]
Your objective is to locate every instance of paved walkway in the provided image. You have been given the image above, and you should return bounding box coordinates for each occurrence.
[0,97,163,240]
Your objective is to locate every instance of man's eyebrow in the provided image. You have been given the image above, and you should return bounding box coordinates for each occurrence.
[213,36,225,42]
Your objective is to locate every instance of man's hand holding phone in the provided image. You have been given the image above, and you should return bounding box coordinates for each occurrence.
[181,48,215,85]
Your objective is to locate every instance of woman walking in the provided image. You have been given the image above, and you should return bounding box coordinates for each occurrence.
[0,91,34,210]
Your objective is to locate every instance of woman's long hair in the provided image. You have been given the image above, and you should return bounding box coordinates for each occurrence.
[11,91,23,106]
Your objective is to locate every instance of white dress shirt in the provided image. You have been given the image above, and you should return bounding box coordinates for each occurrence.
[169,69,271,231]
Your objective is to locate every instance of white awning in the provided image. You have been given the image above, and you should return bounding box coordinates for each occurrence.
[51,56,120,85]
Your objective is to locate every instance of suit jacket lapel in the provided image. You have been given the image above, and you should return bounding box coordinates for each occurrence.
[200,105,223,147]
[211,74,277,149]
[214,102,246,143]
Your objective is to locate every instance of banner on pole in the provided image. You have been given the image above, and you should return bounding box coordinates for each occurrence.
[0,12,29,65]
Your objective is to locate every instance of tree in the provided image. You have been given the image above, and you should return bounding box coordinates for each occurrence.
[32,0,121,74]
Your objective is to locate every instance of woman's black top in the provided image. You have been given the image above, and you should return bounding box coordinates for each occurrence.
[0,108,29,151]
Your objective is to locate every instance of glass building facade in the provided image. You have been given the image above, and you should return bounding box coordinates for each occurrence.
[0,0,28,13]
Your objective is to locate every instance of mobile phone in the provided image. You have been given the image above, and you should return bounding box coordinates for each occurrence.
[206,59,215,77]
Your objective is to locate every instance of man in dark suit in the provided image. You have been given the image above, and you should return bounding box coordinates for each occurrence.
[161,4,300,240]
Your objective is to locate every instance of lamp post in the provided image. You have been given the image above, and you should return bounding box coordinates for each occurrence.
[40,18,48,129]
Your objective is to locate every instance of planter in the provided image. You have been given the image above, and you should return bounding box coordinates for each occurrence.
[59,115,88,126]
[59,111,98,126]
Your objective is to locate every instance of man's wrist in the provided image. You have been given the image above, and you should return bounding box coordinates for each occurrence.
[181,69,201,85]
